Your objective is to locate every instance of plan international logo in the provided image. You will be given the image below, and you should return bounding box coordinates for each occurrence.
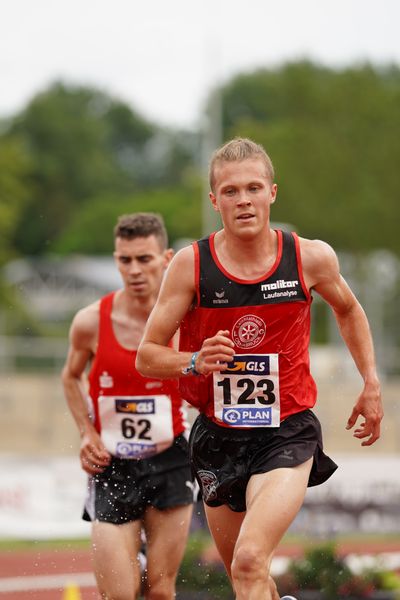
[116,441,157,458]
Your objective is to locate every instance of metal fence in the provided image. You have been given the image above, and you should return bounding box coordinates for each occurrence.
[0,335,68,372]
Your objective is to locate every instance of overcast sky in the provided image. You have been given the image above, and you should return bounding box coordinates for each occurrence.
[1,0,399,128]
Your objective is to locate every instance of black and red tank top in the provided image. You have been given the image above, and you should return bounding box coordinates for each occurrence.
[179,230,317,427]
[88,292,186,458]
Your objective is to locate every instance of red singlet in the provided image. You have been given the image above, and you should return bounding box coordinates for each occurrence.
[179,231,317,427]
[89,292,186,458]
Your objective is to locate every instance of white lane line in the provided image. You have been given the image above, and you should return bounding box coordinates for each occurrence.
[0,572,96,592]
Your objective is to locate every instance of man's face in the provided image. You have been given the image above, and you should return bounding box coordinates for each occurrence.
[114,235,172,300]
[209,158,277,239]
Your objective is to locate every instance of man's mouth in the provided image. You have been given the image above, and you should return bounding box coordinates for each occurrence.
[129,280,146,287]
[237,213,254,220]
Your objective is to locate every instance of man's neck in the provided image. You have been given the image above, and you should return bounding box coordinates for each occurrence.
[116,289,156,320]
[214,227,277,279]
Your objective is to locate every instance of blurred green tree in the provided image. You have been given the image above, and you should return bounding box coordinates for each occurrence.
[1,63,399,258]
[54,182,202,255]
[6,82,197,255]
[0,136,32,264]
[218,61,400,254]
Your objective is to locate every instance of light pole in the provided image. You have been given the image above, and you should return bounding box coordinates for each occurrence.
[201,39,223,237]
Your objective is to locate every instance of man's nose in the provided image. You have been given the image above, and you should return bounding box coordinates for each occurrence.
[236,191,251,205]
[129,260,142,274]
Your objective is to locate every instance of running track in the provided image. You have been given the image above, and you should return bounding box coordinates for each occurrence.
[1,540,400,599]
[0,548,97,599]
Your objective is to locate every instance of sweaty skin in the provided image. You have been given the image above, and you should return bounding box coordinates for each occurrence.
[136,155,383,600]
[63,232,193,600]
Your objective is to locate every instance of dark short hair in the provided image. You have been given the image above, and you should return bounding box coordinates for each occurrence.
[113,213,168,250]
[209,137,275,191]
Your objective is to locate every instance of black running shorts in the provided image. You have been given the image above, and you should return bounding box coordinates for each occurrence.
[189,410,337,512]
[83,434,194,524]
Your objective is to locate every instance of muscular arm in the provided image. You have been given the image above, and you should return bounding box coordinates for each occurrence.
[136,246,235,378]
[301,238,383,446]
[61,304,111,473]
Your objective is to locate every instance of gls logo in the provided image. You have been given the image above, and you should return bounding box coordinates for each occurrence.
[222,355,271,376]
[115,398,155,414]
[225,360,267,373]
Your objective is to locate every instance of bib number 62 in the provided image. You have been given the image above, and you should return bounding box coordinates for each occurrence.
[121,418,152,440]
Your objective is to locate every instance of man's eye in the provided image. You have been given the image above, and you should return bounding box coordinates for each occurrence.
[225,189,235,196]
[120,258,130,264]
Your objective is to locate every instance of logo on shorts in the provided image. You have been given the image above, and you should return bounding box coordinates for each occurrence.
[277,448,294,460]
[197,470,218,502]
[232,315,266,349]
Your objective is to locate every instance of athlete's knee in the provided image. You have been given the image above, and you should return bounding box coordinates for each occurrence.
[231,541,270,582]
[98,588,139,600]
[145,575,176,600]
[145,586,174,600]
[96,578,140,600]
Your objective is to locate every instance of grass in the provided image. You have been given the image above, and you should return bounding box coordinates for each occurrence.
[0,531,399,553]
[0,538,91,552]
[280,531,400,547]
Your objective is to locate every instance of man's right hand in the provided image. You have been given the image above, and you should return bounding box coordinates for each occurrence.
[80,429,111,475]
[195,330,235,375]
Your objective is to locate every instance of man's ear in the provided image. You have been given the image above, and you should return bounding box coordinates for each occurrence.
[164,248,174,266]
[209,191,219,212]
[270,183,278,205]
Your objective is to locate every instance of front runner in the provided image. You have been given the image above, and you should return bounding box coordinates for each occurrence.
[62,213,193,600]
[136,138,383,600]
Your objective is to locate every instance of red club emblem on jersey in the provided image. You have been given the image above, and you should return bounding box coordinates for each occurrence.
[232,314,266,349]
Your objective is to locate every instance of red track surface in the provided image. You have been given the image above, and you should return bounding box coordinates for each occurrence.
[0,548,97,599]
[1,539,400,599]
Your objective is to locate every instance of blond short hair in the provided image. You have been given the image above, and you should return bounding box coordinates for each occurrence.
[209,137,275,191]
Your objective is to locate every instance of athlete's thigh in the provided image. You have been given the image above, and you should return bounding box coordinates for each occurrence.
[204,502,246,578]
[239,459,313,556]
[143,504,193,581]
[91,520,142,599]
